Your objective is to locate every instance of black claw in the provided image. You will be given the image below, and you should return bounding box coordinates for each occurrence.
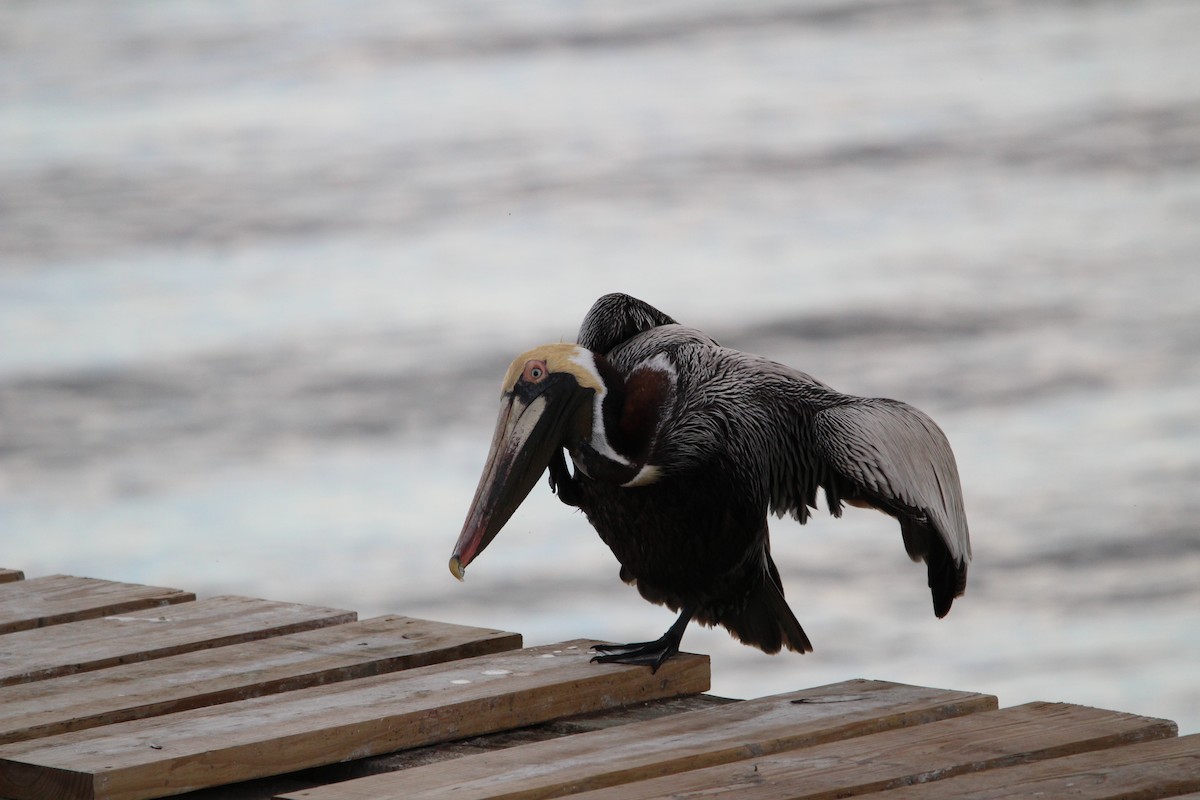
[588,606,695,674]
[548,449,581,507]
[592,640,656,654]
[590,641,678,673]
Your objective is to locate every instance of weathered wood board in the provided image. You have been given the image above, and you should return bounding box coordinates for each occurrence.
[0,641,709,800]
[278,678,998,800]
[0,565,1189,800]
[0,615,521,744]
[848,733,1200,799]
[548,702,1179,800]
[0,595,355,687]
[0,574,194,634]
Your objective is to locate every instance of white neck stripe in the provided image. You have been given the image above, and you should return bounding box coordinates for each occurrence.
[569,349,631,467]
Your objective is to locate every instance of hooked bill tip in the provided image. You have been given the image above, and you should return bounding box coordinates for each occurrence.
[449,555,466,582]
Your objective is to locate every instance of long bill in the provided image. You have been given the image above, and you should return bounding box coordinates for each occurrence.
[449,386,581,580]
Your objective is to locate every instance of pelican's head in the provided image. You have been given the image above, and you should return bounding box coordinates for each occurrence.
[449,344,608,580]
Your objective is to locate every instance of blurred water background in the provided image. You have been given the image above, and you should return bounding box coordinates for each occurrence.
[2,1,1198,733]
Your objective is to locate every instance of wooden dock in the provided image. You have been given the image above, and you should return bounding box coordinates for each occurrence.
[0,568,1196,800]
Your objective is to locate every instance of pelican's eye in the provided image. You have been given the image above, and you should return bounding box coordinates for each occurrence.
[523,360,548,383]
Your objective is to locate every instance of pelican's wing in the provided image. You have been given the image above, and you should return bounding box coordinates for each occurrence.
[577,293,678,354]
[748,356,970,617]
[809,397,971,617]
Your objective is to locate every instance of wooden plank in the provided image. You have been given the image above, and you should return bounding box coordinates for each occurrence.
[0,640,710,800]
[849,733,1200,799]
[0,568,25,583]
[0,615,521,745]
[545,702,1178,800]
[0,575,194,634]
[278,678,999,800]
[0,595,356,687]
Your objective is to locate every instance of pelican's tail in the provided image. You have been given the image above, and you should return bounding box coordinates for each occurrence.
[719,566,813,655]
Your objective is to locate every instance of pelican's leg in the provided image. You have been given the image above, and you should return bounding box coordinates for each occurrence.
[591,606,695,673]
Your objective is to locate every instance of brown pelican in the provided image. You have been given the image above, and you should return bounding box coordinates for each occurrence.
[451,293,971,670]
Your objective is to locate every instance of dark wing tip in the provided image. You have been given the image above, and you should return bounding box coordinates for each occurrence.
[927,536,968,618]
[810,400,972,618]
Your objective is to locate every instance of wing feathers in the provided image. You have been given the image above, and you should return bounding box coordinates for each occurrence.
[812,398,970,615]
[815,400,970,559]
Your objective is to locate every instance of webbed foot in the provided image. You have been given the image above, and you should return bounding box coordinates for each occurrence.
[590,606,694,673]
